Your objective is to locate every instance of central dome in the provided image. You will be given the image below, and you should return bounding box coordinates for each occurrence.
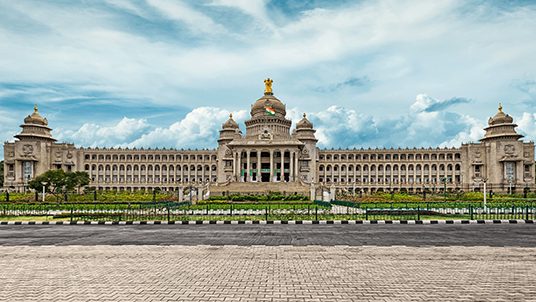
[250,94,286,118]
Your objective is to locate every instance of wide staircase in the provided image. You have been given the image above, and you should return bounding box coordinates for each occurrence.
[211,181,309,195]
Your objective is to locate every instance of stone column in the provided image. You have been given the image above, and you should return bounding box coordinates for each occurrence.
[289,151,294,182]
[246,151,251,182]
[269,150,274,182]
[281,151,285,182]
[257,151,261,182]
[295,152,299,182]
[237,151,242,182]
[232,152,236,179]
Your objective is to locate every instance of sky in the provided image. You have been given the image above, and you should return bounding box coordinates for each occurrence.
[1,0,536,159]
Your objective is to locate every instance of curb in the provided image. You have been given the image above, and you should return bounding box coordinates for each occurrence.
[0,219,534,225]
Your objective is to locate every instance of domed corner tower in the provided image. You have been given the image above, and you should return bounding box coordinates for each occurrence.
[294,113,319,183]
[216,113,242,183]
[461,103,535,193]
[15,104,56,142]
[4,105,57,191]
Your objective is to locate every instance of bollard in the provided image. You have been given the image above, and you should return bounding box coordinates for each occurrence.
[167,206,171,222]
[470,205,473,220]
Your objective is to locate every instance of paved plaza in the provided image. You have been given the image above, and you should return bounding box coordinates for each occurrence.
[0,244,535,301]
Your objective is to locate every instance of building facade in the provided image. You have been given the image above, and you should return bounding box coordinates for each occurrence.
[3,81,535,199]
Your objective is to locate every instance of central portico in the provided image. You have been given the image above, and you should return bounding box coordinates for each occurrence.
[214,79,318,194]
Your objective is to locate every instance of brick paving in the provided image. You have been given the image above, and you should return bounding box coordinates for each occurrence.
[0,245,535,301]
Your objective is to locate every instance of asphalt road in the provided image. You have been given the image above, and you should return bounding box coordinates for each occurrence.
[0,224,535,246]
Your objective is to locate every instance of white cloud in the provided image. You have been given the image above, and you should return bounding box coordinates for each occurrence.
[208,0,273,29]
[517,112,536,141]
[127,107,248,149]
[146,0,226,34]
[0,0,535,118]
[56,117,150,147]
[303,94,485,149]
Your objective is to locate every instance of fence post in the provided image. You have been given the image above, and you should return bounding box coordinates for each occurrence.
[6,192,9,203]
[35,191,38,202]
[315,205,318,221]
[417,205,420,221]
[206,204,209,215]
[470,205,473,220]
[365,207,368,221]
[70,206,73,223]
[167,206,170,222]
[265,206,268,221]
[93,190,97,202]
[230,204,233,217]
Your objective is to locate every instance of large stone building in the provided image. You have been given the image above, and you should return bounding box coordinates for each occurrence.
[3,80,535,199]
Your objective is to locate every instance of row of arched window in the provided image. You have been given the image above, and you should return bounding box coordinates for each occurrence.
[318,175,462,185]
[318,163,461,172]
[319,152,461,161]
[85,164,218,173]
[84,153,217,162]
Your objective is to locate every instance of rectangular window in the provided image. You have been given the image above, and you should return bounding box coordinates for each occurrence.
[23,161,33,181]
[504,162,515,181]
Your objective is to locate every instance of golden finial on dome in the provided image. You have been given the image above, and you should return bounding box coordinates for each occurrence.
[498,102,503,112]
[264,78,273,94]
[229,113,233,119]
[34,104,38,113]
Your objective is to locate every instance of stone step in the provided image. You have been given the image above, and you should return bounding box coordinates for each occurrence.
[211,181,309,194]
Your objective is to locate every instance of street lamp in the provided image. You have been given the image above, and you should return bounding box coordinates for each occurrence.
[475,178,488,210]
[41,182,48,202]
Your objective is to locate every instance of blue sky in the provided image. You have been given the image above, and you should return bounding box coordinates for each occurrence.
[1,0,536,159]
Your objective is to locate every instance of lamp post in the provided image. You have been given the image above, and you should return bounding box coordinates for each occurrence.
[41,182,48,202]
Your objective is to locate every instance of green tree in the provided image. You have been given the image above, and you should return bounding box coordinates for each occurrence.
[66,171,90,194]
[28,170,90,200]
